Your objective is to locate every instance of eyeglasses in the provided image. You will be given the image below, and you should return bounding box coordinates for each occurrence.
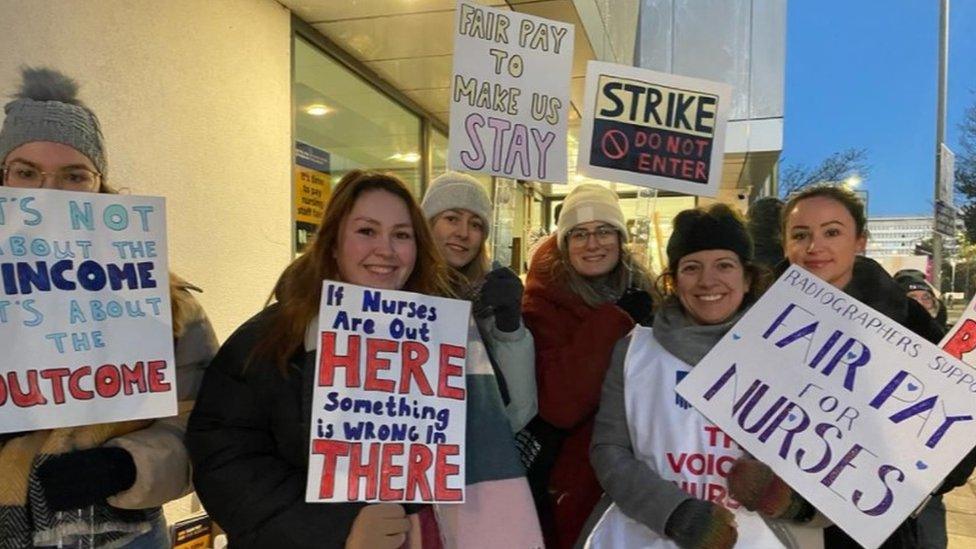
[2,160,101,191]
[567,225,618,246]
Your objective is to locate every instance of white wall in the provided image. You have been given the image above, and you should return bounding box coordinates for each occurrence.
[0,0,293,340]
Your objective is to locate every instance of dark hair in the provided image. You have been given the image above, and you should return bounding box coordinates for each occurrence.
[782,184,867,239]
[252,170,454,372]
[747,197,785,268]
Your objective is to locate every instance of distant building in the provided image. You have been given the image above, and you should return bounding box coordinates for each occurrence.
[866,215,961,258]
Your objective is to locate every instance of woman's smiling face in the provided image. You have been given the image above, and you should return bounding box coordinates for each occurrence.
[335,189,418,290]
[784,195,866,289]
[674,249,750,325]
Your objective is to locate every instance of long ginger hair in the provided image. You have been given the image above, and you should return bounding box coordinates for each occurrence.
[253,170,455,372]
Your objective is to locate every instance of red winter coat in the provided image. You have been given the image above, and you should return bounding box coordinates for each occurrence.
[522,236,635,548]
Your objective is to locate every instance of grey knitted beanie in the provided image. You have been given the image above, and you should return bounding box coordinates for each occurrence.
[422,171,492,233]
[0,67,107,178]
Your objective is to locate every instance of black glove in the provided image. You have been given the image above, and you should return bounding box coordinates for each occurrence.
[36,446,137,511]
[664,498,737,549]
[616,287,654,325]
[479,267,524,332]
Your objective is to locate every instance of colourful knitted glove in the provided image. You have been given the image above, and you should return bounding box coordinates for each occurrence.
[664,499,737,549]
[36,447,136,511]
[727,457,815,521]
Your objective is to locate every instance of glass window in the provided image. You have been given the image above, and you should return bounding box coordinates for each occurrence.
[292,37,422,250]
[430,129,449,180]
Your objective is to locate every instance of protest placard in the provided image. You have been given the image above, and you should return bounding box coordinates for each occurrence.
[448,0,573,183]
[0,187,175,433]
[577,62,731,197]
[677,265,976,548]
[306,281,471,503]
[941,294,976,369]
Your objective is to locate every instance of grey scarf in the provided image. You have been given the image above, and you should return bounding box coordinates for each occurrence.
[652,301,748,366]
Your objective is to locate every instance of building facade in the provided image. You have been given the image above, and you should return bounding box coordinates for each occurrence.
[866,215,961,258]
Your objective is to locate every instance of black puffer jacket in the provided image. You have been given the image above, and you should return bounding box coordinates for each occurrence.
[186,307,366,548]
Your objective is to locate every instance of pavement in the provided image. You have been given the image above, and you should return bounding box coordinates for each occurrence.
[946,477,976,547]
[944,303,976,548]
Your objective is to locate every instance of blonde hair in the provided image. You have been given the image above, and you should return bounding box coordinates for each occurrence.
[429,211,492,290]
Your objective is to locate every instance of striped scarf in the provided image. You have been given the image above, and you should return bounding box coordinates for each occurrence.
[0,420,151,548]
[425,319,543,548]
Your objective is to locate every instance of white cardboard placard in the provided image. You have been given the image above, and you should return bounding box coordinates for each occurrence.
[306,281,471,504]
[677,265,976,548]
[0,187,175,432]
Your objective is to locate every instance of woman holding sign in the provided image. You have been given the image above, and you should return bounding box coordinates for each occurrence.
[187,170,542,549]
[422,171,536,433]
[727,184,975,549]
[584,204,783,548]
[522,183,655,548]
[0,68,218,547]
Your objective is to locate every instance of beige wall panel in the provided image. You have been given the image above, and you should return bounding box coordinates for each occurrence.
[0,0,293,340]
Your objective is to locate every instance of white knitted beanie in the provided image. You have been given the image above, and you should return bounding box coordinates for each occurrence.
[556,184,627,249]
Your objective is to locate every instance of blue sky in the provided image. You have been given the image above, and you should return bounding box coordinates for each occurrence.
[785,0,976,216]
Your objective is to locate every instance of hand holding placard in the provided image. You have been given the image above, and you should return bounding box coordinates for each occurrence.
[345,503,410,549]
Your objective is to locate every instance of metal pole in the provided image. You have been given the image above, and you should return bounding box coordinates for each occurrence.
[952,259,957,292]
[933,0,949,289]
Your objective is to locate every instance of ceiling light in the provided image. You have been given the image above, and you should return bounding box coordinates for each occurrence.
[306,104,331,116]
[388,152,421,163]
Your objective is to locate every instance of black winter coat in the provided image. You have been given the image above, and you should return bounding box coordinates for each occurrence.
[186,307,367,548]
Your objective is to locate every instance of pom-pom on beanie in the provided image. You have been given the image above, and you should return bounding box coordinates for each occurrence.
[0,67,107,178]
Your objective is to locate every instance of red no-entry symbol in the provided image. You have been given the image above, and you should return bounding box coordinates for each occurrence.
[601,129,629,160]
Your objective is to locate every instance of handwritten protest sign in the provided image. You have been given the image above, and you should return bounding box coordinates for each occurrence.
[577,62,731,197]
[940,294,976,372]
[677,265,976,548]
[448,0,573,183]
[0,187,175,433]
[306,281,470,503]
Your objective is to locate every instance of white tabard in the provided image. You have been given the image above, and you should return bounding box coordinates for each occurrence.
[585,327,823,549]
